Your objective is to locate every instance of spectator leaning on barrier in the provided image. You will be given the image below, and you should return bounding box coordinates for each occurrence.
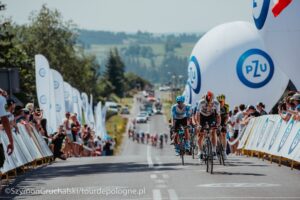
[279,93,295,122]
[0,88,14,168]
[256,102,267,115]
[25,103,34,122]
[6,99,19,133]
[52,125,67,160]
[287,93,300,121]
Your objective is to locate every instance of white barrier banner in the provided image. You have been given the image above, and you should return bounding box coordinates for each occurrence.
[63,82,73,113]
[51,69,66,127]
[35,54,57,134]
[239,114,300,162]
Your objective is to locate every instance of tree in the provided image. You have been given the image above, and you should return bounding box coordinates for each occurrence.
[11,5,102,101]
[104,49,125,98]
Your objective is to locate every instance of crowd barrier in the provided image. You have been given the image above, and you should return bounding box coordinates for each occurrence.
[0,124,53,176]
[237,115,300,166]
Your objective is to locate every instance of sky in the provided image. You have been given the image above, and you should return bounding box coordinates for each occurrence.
[2,0,253,33]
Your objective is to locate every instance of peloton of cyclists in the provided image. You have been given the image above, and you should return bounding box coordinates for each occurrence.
[171,95,192,156]
[196,91,221,160]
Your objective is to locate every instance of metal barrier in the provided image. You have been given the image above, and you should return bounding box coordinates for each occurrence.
[238,115,300,169]
[0,124,53,178]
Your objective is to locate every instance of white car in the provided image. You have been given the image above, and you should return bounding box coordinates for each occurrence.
[136,114,148,123]
[139,111,149,120]
[105,101,119,113]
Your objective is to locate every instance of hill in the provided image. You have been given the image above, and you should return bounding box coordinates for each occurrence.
[77,30,203,84]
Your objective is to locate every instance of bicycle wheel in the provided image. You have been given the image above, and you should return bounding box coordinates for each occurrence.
[202,143,207,165]
[206,139,213,174]
[217,140,225,166]
[180,143,185,165]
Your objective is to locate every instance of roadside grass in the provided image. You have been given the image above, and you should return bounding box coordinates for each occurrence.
[106,115,128,155]
[105,97,133,154]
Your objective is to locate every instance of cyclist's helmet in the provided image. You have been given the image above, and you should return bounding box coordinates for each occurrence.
[205,91,214,102]
[217,94,226,102]
[176,95,185,103]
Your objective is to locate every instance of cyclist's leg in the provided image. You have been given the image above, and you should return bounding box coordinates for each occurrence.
[209,115,217,156]
[220,126,227,156]
[211,128,217,151]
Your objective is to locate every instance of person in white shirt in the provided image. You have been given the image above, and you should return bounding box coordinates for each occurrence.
[0,89,14,168]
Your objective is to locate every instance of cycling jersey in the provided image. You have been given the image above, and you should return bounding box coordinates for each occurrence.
[197,99,220,117]
[171,104,191,120]
[220,103,229,125]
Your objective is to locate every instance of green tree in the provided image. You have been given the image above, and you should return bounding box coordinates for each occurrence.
[104,49,125,98]
[12,5,102,101]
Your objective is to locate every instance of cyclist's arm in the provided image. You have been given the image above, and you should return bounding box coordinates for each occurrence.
[216,102,221,126]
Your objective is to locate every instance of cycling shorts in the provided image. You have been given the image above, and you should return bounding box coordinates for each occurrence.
[199,113,217,132]
[174,117,188,130]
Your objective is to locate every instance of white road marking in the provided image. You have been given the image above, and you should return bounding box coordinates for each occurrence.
[162,174,169,179]
[150,174,157,179]
[168,189,179,200]
[147,145,153,168]
[147,123,150,133]
[155,156,163,168]
[196,183,281,188]
[152,189,162,200]
[155,179,165,184]
[156,184,167,188]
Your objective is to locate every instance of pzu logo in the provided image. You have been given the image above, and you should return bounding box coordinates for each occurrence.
[237,49,274,89]
[187,56,201,94]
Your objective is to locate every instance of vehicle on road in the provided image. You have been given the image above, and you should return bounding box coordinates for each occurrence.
[121,107,130,114]
[154,108,163,115]
[105,101,119,113]
[139,111,150,120]
[136,113,148,123]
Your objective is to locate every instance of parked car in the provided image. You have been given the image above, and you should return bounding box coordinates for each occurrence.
[121,107,130,114]
[105,101,119,113]
[136,113,148,123]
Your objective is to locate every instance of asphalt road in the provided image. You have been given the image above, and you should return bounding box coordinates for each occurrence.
[1,91,300,200]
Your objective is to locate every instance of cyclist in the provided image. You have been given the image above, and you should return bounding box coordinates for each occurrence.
[216,94,229,160]
[171,95,192,156]
[196,91,221,160]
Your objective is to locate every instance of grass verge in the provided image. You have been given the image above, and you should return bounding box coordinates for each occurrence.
[106,115,128,155]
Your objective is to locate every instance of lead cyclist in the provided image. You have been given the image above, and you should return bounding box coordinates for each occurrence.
[196,91,221,160]
[171,95,192,156]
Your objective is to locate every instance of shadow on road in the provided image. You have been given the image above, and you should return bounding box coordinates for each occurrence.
[212,171,266,176]
[0,161,178,199]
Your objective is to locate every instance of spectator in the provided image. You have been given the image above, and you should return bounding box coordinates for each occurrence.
[70,114,81,156]
[287,93,300,121]
[63,112,73,157]
[32,108,43,129]
[52,125,67,160]
[103,140,112,156]
[256,102,267,115]
[94,136,102,156]
[25,103,34,122]
[241,105,260,127]
[0,88,14,168]
[233,104,245,155]
[6,99,19,133]
[279,97,293,122]
[14,106,25,124]
[40,118,49,144]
